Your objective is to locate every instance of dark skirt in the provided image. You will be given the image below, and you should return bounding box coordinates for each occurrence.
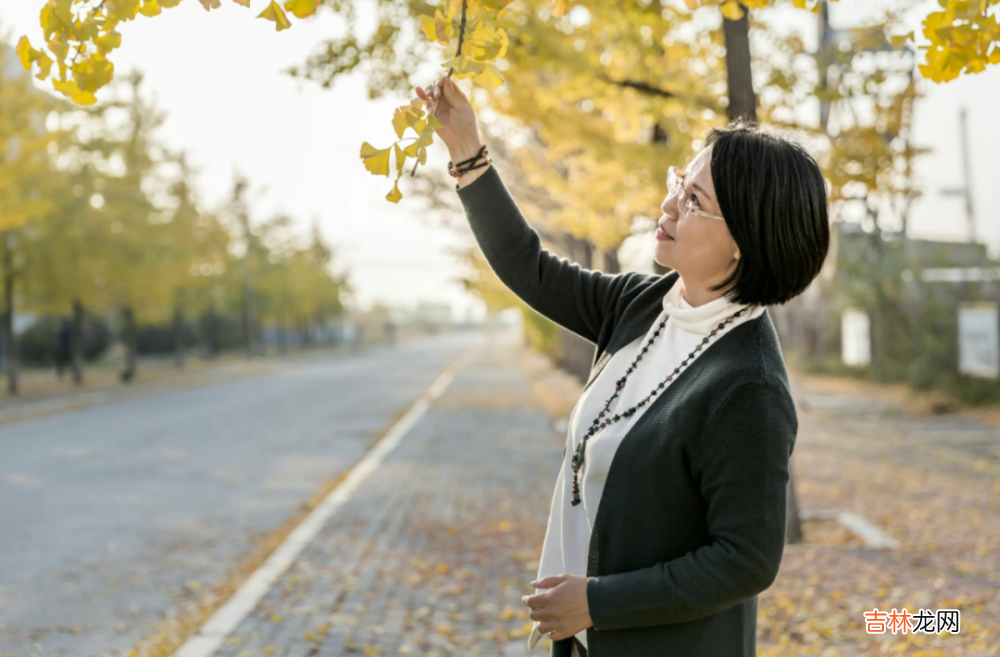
[571,637,588,657]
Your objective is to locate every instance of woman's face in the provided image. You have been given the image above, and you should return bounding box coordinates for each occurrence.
[654,145,740,290]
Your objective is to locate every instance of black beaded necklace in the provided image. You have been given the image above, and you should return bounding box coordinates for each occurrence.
[570,306,746,506]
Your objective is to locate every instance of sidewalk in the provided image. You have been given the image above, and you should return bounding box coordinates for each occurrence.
[168,335,999,657]
[205,329,565,657]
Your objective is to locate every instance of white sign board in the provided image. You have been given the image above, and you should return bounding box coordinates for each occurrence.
[841,308,871,367]
[958,302,999,379]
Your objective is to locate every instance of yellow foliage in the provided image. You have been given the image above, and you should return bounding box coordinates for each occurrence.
[360,142,392,176]
[139,0,162,17]
[385,180,403,203]
[53,77,98,105]
[73,55,115,92]
[720,0,744,20]
[284,0,321,19]
[258,1,292,31]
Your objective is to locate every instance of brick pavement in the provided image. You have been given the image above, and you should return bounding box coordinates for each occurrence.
[212,329,564,657]
[205,333,1000,657]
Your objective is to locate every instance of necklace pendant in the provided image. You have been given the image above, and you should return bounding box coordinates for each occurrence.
[571,440,586,471]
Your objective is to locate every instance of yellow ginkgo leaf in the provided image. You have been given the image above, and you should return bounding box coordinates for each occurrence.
[403,141,420,158]
[394,143,406,177]
[473,62,504,89]
[198,0,222,10]
[159,0,183,7]
[684,0,699,9]
[95,31,123,55]
[139,0,162,17]
[259,0,292,30]
[231,0,251,6]
[16,36,41,71]
[53,78,98,105]
[433,9,452,44]
[391,106,410,139]
[107,0,142,22]
[73,56,115,91]
[720,0,744,20]
[419,13,437,42]
[35,53,54,80]
[386,180,403,203]
[360,142,392,177]
[284,0,321,19]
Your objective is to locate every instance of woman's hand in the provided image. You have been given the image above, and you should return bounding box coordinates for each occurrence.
[521,574,594,642]
[414,76,483,162]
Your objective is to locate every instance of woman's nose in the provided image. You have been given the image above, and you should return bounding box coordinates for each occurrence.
[661,193,680,221]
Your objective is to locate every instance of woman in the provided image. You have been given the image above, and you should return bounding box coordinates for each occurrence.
[415,77,829,657]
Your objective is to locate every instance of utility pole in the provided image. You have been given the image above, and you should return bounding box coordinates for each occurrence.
[941,107,976,244]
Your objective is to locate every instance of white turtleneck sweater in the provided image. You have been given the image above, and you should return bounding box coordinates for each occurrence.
[531,278,766,651]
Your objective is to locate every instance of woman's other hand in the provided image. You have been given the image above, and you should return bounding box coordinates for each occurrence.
[521,574,594,642]
[414,76,483,163]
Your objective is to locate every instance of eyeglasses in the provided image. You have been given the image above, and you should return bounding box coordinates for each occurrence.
[667,166,725,222]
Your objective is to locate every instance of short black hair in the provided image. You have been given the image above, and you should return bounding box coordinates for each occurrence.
[704,120,830,306]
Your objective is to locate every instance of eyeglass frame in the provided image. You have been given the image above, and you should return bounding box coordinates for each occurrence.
[666,166,726,222]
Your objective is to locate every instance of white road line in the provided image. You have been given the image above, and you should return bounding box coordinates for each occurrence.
[172,346,480,657]
[801,509,901,549]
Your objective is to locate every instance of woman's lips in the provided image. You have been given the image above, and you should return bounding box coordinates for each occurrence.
[655,226,674,241]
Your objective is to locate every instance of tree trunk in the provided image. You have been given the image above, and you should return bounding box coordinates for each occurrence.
[205,299,219,359]
[723,7,803,544]
[602,246,621,274]
[3,235,18,396]
[722,11,757,123]
[120,305,138,383]
[241,282,254,358]
[785,459,804,543]
[277,315,287,353]
[173,288,185,370]
[71,299,84,384]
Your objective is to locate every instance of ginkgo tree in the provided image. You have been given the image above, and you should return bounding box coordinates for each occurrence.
[16,0,1000,205]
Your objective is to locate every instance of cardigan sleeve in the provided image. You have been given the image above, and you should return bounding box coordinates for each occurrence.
[456,164,633,345]
[585,382,797,630]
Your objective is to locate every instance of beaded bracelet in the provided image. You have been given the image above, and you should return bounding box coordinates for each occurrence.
[449,144,488,169]
[451,158,493,190]
[449,157,492,179]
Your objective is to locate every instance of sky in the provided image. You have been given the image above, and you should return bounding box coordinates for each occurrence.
[2,0,998,318]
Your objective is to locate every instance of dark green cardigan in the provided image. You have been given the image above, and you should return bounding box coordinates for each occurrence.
[457,165,797,657]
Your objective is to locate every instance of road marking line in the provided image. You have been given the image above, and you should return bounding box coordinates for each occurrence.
[801,509,900,549]
[172,346,480,657]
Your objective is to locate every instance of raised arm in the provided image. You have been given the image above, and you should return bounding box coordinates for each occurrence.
[586,382,797,629]
[415,76,633,345]
[456,163,632,344]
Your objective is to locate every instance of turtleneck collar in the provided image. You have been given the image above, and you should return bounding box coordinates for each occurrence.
[661,277,752,336]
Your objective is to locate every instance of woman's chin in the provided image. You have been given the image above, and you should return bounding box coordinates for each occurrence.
[653,245,676,270]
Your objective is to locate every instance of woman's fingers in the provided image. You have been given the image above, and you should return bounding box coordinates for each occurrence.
[535,621,564,640]
[528,607,554,621]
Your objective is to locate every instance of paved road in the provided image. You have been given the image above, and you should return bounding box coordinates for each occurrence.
[208,325,562,657]
[0,331,481,657]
